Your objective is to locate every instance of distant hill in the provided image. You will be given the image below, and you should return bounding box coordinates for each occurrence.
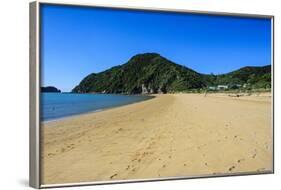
[72,53,205,94]
[203,65,271,89]
[72,53,271,94]
[41,86,61,93]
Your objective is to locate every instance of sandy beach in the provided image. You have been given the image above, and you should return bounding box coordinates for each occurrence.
[41,93,273,185]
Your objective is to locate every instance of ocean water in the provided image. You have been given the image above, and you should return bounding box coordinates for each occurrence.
[41,93,152,121]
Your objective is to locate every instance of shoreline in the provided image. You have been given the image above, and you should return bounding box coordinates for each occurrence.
[41,94,155,124]
[41,92,272,185]
[42,109,104,124]
[42,91,271,123]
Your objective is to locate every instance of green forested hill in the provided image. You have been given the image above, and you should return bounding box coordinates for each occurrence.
[72,53,271,94]
[72,53,205,94]
[203,65,271,89]
[41,86,61,93]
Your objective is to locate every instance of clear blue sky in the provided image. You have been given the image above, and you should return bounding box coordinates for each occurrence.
[40,4,272,92]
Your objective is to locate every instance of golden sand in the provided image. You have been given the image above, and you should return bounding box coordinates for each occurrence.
[41,93,273,185]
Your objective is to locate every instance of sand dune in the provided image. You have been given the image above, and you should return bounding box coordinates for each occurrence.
[41,93,273,185]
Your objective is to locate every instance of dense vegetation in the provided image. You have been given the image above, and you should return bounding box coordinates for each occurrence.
[41,86,61,93]
[203,65,271,89]
[72,53,271,94]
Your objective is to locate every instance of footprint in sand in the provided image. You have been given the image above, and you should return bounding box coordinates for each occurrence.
[110,173,118,179]
[228,166,236,171]
[125,165,130,170]
[237,159,245,163]
[257,168,266,172]
[67,144,75,150]
[131,158,137,162]
[265,144,269,150]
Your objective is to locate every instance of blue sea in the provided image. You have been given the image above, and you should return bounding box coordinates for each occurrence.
[41,93,152,121]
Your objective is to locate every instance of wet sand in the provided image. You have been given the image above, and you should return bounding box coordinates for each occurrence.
[41,93,273,185]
